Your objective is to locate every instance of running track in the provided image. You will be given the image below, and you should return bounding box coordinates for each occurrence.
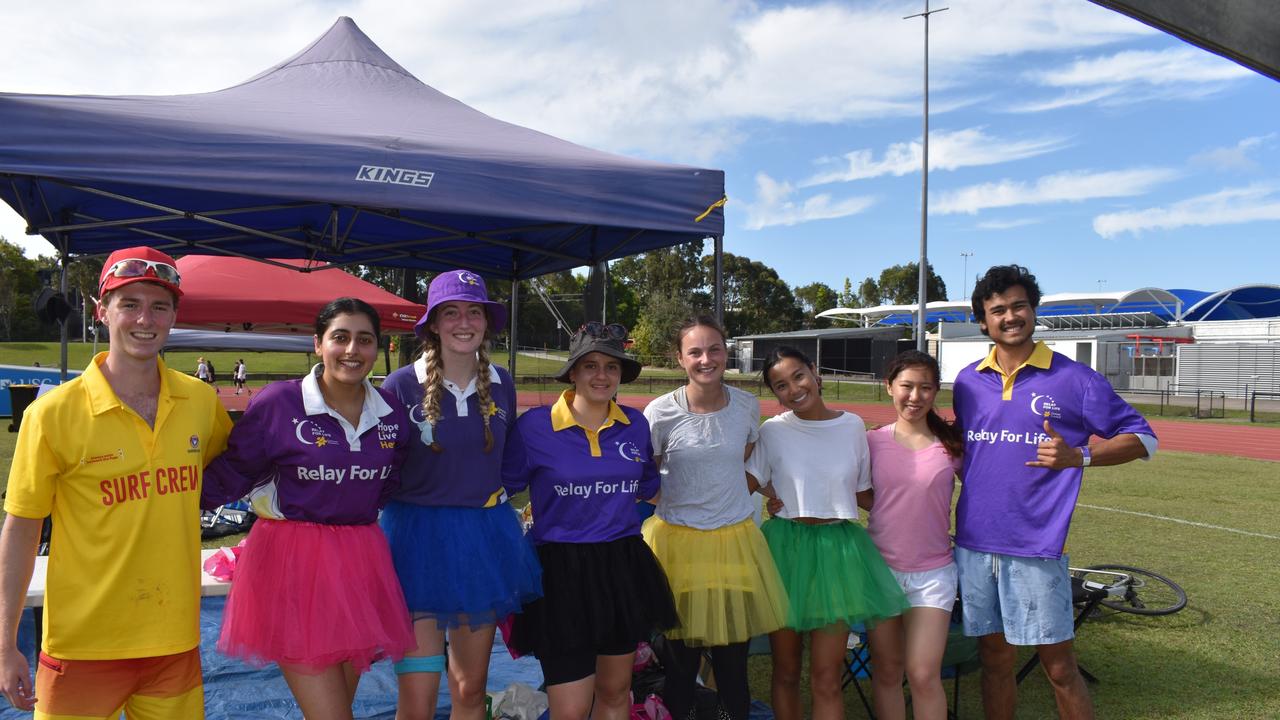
[216,390,1280,462]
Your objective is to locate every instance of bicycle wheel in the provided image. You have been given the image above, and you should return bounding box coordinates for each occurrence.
[1083,564,1187,616]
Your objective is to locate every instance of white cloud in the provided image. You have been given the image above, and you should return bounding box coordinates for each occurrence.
[934,168,1178,215]
[802,127,1068,187]
[1010,47,1253,112]
[1033,47,1251,88]
[744,172,876,230]
[1190,135,1276,173]
[1005,87,1120,113]
[1093,184,1280,238]
[976,218,1040,230]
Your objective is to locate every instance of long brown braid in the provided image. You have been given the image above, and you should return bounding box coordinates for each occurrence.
[419,334,445,453]
[475,340,496,453]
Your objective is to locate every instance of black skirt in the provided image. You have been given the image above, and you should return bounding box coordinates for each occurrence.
[510,534,679,658]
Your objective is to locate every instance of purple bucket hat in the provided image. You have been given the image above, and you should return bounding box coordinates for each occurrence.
[414,269,508,338]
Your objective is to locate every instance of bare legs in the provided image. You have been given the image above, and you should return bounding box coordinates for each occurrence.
[545,653,635,720]
[395,620,497,720]
[280,662,359,720]
[395,621,445,720]
[867,608,951,720]
[769,624,849,720]
[978,634,1094,720]
[446,624,498,720]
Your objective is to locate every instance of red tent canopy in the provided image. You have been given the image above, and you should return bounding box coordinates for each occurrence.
[173,256,425,334]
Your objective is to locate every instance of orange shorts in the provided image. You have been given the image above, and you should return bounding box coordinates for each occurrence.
[33,647,203,720]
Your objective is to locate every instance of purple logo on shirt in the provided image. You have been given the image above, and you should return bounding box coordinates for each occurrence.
[616,441,646,463]
[1030,393,1062,420]
[293,418,336,448]
[189,435,199,449]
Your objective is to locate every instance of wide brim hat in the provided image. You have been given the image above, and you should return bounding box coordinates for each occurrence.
[414,269,508,338]
[98,246,183,298]
[554,331,642,385]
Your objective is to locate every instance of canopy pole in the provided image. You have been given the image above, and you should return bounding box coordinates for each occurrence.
[714,236,724,327]
[508,269,520,376]
[59,249,70,380]
[398,268,417,369]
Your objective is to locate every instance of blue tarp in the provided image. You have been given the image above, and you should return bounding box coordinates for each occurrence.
[0,598,545,720]
[2,600,777,719]
[0,17,724,279]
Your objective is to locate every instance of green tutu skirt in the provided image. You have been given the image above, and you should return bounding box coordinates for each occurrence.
[762,518,908,632]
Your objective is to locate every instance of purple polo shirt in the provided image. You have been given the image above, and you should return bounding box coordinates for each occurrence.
[202,370,410,525]
[503,391,659,545]
[381,359,520,507]
[953,342,1155,559]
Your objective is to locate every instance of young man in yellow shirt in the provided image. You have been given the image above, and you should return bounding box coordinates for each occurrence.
[0,247,232,719]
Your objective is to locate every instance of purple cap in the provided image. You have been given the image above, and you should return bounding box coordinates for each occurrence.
[414,269,508,338]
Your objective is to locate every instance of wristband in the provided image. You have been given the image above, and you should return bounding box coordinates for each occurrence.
[1079,446,1091,467]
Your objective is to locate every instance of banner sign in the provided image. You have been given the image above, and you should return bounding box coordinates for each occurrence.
[0,365,82,417]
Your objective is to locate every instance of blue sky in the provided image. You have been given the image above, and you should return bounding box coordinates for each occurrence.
[2,0,1277,301]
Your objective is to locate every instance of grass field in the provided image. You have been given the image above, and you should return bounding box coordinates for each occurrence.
[1,343,1278,717]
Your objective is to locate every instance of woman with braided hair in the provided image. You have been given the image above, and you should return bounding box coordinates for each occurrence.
[380,270,542,720]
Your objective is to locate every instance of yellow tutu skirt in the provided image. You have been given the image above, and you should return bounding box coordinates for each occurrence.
[642,515,789,646]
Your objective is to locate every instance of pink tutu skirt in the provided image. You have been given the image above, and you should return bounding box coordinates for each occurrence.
[218,519,415,675]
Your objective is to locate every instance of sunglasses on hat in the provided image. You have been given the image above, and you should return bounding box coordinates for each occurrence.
[99,258,182,292]
[580,322,627,341]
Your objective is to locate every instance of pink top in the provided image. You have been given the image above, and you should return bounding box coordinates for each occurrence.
[866,424,962,573]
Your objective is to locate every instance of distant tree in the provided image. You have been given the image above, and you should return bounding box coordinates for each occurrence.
[838,277,857,308]
[876,262,948,305]
[0,238,52,340]
[794,282,838,329]
[608,272,641,334]
[630,292,694,367]
[611,242,708,310]
[706,252,803,337]
[857,277,881,307]
[353,264,411,297]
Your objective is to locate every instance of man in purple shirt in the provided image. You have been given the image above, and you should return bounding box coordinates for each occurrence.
[953,265,1156,720]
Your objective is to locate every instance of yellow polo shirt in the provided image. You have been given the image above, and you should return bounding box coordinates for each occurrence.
[5,352,232,659]
[975,340,1054,401]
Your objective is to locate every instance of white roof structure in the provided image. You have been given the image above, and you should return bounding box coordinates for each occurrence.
[818,288,1187,327]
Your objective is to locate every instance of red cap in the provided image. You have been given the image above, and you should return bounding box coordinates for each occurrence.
[98,246,183,298]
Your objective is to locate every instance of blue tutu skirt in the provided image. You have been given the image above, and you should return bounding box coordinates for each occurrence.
[381,501,543,630]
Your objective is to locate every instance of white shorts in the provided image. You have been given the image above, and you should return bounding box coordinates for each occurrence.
[890,562,958,611]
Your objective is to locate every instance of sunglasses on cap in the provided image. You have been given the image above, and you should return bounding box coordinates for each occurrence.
[579,322,628,340]
[100,258,182,291]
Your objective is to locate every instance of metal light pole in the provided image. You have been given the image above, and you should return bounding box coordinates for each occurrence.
[906,1,947,352]
[960,251,973,301]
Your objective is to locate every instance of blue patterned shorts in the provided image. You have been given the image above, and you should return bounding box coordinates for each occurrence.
[955,547,1074,646]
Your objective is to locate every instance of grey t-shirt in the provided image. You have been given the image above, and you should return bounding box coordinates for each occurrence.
[644,385,761,530]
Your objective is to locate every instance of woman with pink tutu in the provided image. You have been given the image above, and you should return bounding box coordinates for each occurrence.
[202,297,415,718]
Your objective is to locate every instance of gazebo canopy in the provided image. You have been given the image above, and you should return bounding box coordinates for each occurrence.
[0,17,725,280]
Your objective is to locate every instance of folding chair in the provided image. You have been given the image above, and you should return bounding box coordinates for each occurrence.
[1015,574,1107,684]
[842,620,980,720]
[842,630,875,717]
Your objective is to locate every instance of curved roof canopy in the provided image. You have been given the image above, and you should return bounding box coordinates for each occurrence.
[0,17,724,279]
[1182,284,1280,321]
[818,287,1197,326]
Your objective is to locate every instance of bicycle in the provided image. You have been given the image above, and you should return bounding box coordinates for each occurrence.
[1070,564,1187,617]
[1016,563,1187,684]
